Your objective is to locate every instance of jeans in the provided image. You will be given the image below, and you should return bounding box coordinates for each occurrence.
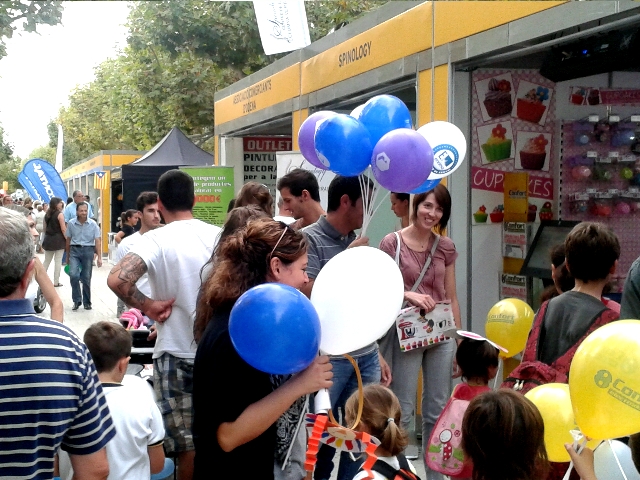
[69,245,94,306]
[379,327,455,480]
[314,347,381,480]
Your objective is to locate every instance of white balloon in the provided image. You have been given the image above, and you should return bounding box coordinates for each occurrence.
[311,246,404,355]
[417,121,467,179]
[594,440,640,480]
[350,104,365,120]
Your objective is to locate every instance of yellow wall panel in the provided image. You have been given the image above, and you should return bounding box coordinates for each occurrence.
[292,109,309,151]
[434,64,449,121]
[301,2,432,94]
[215,64,300,126]
[214,136,220,166]
[417,69,433,127]
[434,1,565,47]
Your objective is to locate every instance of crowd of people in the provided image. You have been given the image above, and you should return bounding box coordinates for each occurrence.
[2,167,640,480]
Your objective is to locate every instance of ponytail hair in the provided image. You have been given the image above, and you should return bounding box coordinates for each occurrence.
[194,217,306,342]
[120,209,136,226]
[345,384,408,456]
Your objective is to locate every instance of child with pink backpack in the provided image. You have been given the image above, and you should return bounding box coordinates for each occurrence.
[425,331,505,479]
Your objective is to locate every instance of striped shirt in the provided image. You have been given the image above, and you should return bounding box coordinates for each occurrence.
[302,217,377,357]
[302,215,356,280]
[0,299,115,480]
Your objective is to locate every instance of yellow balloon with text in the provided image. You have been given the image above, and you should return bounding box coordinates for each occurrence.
[485,298,534,358]
[526,383,600,462]
[570,320,640,440]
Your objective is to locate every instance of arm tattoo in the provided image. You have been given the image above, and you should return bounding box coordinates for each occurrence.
[109,253,150,309]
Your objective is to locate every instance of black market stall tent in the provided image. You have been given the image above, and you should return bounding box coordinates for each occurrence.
[117,127,214,224]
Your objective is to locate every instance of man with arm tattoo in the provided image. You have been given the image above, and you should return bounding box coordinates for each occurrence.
[107,170,221,480]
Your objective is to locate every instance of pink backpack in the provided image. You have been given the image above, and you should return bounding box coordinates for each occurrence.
[426,384,489,478]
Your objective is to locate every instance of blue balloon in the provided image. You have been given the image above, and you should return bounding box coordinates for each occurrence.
[359,95,413,146]
[314,114,373,177]
[408,177,441,194]
[229,283,321,375]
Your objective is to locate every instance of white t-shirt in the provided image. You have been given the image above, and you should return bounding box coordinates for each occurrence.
[116,232,152,298]
[131,219,221,359]
[352,456,418,480]
[103,375,165,480]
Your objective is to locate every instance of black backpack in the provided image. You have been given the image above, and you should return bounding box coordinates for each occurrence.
[367,453,421,480]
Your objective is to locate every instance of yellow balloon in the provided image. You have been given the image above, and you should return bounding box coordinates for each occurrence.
[570,320,640,440]
[485,298,534,358]
[526,384,600,462]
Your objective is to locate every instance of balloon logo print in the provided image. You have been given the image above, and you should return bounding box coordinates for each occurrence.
[595,370,613,388]
[316,151,331,168]
[375,152,391,172]
[432,144,459,176]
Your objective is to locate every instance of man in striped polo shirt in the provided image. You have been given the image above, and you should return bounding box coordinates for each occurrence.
[0,208,115,479]
[301,175,391,480]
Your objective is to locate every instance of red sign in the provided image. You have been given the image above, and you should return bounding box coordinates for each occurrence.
[600,89,640,105]
[243,136,292,152]
[472,166,553,200]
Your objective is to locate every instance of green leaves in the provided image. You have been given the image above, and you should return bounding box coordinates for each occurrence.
[54,1,385,167]
[0,1,63,61]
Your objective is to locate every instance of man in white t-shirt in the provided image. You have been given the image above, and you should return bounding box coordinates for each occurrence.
[107,170,221,480]
[115,191,161,316]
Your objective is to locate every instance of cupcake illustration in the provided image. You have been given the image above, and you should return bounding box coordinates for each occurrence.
[588,89,600,105]
[481,124,512,163]
[474,205,488,223]
[484,78,512,118]
[517,86,549,124]
[519,134,548,170]
[571,88,586,105]
[490,205,504,223]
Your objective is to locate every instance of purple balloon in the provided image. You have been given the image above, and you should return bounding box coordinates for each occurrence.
[370,129,433,192]
[298,111,336,169]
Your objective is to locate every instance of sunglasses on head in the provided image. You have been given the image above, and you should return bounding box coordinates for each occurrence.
[269,221,293,259]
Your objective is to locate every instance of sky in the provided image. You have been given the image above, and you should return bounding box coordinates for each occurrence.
[0,1,131,158]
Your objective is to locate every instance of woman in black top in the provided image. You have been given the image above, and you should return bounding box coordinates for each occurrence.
[42,197,66,287]
[115,209,138,244]
[193,218,332,480]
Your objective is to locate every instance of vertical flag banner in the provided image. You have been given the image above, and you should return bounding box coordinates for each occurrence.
[55,124,64,173]
[253,1,310,55]
[17,171,43,202]
[94,171,109,190]
[20,159,68,203]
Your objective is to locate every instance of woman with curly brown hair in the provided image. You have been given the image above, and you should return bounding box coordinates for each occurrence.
[192,218,332,480]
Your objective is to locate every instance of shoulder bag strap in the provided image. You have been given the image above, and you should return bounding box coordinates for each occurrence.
[410,235,440,293]
[394,231,401,265]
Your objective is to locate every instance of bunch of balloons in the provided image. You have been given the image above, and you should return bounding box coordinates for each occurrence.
[297,94,467,194]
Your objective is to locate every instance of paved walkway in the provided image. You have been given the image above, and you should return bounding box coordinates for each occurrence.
[36,253,427,479]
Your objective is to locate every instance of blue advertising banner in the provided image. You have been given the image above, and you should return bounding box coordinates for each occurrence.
[20,159,68,202]
[18,171,43,202]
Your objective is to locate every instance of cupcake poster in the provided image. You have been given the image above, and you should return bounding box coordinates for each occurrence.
[514,131,552,172]
[475,73,515,122]
[477,121,514,165]
[512,80,553,126]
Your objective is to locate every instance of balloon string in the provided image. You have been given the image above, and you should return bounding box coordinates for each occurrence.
[492,358,502,390]
[563,434,588,480]
[368,191,390,224]
[328,354,363,429]
[610,439,629,480]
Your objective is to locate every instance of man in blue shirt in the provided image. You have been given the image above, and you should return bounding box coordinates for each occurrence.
[64,189,94,223]
[0,208,115,479]
[65,202,102,310]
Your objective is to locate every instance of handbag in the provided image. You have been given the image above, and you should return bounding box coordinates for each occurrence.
[393,232,454,352]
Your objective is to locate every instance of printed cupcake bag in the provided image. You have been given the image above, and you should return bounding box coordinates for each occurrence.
[475,73,514,122]
[515,131,552,172]
[478,121,514,164]
[513,80,553,125]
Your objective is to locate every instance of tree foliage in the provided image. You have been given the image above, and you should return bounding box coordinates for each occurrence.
[56,1,385,164]
[0,124,20,191]
[0,1,63,59]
